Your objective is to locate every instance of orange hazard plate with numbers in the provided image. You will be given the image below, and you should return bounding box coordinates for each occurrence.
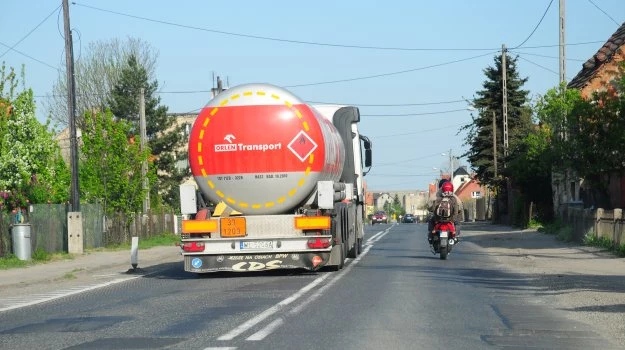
[220,217,246,237]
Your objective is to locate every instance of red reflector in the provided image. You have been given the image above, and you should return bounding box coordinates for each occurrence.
[182,242,205,252]
[307,238,331,249]
[312,255,323,267]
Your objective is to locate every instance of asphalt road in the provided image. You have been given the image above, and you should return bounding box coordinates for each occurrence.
[0,223,620,350]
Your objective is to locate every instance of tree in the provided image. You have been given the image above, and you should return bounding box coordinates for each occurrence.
[536,65,625,208]
[462,53,532,187]
[0,64,70,212]
[80,110,150,216]
[108,55,185,209]
[506,125,553,222]
[46,38,158,129]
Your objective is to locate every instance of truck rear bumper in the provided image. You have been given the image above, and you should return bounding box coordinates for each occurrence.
[184,251,332,273]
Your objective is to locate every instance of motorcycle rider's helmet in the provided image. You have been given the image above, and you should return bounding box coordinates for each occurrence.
[441,181,454,196]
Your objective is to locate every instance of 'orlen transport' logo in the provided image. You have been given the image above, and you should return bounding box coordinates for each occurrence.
[214,134,282,153]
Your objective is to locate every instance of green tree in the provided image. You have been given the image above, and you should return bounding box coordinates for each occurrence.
[506,125,553,221]
[0,64,70,211]
[536,65,625,207]
[108,55,185,209]
[80,110,150,216]
[462,53,532,187]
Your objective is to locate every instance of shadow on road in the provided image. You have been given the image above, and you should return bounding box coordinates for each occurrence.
[130,261,321,281]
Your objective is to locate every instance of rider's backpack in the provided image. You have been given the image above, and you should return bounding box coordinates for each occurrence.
[435,197,453,221]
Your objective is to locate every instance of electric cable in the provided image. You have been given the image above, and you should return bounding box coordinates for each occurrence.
[283,52,498,88]
[0,41,60,71]
[72,2,607,52]
[586,0,620,26]
[509,50,584,62]
[361,109,469,117]
[0,4,62,59]
[513,0,554,49]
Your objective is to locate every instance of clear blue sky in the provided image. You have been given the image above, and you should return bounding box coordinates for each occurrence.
[1,0,624,192]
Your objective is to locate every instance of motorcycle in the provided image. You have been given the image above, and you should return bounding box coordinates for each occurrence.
[429,221,457,260]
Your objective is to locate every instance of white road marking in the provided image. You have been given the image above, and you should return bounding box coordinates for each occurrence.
[366,229,387,243]
[0,276,141,312]
[217,273,331,341]
[225,227,393,342]
[287,227,392,316]
[203,347,237,350]
[246,318,285,341]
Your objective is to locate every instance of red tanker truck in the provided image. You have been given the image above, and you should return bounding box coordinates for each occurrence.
[179,83,372,273]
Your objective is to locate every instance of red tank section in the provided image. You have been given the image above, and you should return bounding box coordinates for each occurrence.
[188,84,345,215]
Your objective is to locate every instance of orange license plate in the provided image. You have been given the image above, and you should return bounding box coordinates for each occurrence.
[220,217,246,237]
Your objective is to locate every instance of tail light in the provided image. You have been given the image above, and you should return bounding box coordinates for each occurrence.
[307,238,331,249]
[181,242,205,252]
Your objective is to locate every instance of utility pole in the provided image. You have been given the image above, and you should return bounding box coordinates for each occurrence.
[139,88,149,213]
[559,0,566,85]
[63,0,83,254]
[63,0,79,211]
[501,44,508,158]
[493,111,498,178]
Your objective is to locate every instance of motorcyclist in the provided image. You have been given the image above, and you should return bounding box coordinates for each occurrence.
[428,180,463,244]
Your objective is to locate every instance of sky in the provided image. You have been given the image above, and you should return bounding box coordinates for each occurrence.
[1,0,624,192]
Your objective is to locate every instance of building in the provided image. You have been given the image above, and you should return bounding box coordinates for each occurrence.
[562,22,625,210]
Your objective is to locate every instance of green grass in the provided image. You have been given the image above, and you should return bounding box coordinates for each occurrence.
[99,233,179,251]
[583,234,625,257]
[0,251,75,270]
[0,233,176,270]
[0,254,30,269]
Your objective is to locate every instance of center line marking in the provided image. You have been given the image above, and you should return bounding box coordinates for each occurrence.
[217,273,331,341]
[246,318,285,341]
[231,227,394,342]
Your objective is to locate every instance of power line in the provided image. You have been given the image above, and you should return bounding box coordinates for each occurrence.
[586,0,620,26]
[513,0,554,49]
[71,2,502,52]
[0,41,60,71]
[376,123,466,139]
[509,50,584,62]
[0,4,62,59]
[516,40,604,49]
[307,99,466,107]
[516,54,565,78]
[72,2,608,53]
[361,108,469,117]
[284,52,498,88]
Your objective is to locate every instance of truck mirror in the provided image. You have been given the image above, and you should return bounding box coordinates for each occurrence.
[365,149,372,167]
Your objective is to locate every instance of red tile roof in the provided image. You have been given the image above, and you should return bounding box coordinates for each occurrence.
[568,22,625,89]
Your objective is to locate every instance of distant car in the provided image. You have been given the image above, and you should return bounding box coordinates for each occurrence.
[372,211,388,224]
[402,214,416,223]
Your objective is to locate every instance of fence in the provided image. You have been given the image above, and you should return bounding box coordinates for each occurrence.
[560,206,625,245]
[0,204,176,257]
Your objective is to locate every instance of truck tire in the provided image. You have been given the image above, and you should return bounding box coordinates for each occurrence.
[328,243,345,271]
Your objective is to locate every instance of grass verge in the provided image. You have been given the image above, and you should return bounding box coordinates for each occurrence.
[0,233,178,269]
[583,234,625,257]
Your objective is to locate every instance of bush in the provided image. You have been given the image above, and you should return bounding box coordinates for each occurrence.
[556,226,574,242]
[32,247,50,262]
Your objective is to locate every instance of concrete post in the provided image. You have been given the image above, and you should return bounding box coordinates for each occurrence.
[595,208,604,239]
[613,208,622,245]
[67,211,83,254]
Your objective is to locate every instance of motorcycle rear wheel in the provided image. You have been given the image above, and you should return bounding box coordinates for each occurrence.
[439,246,448,260]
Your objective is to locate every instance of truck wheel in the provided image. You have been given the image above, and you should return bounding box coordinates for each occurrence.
[348,236,358,258]
[329,243,345,271]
